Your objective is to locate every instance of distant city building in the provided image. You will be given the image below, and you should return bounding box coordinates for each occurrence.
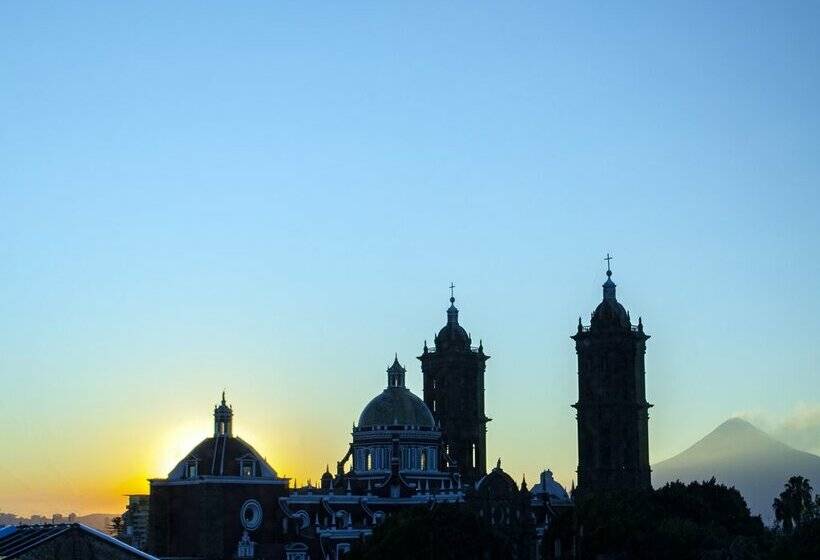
[120,495,149,550]
[51,514,63,525]
[573,259,652,494]
[68,513,77,524]
[0,523,159,559]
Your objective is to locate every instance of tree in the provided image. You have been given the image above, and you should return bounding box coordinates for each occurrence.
[773,476,817,534]
[107,516,123,537]
[347,505,512,560]
[575,479,767,560]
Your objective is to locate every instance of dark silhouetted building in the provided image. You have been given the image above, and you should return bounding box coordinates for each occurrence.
[419,291,490,485]
[572,261,652,494]
[0,524,159,560]
[147,393,289,560]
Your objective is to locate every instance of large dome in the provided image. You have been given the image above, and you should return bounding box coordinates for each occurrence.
[167,436,278,480]
[358,386,435,428]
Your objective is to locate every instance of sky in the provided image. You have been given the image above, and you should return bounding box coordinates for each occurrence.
[1,1,819,516]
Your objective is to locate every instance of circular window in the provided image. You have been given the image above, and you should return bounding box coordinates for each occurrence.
[240,499,263,531]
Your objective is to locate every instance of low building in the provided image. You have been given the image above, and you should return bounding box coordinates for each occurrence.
[0,523,159,560]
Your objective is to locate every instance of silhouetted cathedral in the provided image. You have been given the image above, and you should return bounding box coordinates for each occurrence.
[572,259,652,494]
[419,289,490,484]
[143,261,658,559]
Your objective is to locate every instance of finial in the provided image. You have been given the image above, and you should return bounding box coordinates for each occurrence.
[605,253,613,276]
[221,390,226,406]
[424,340,428,352]
[496,457,502,470]
[449,282,456,303]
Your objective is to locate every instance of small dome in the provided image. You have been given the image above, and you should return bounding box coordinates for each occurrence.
[531,469,571,504]
[475,459,518,495]
[590,270,630,329]
[435,297,471,349]
[358,387,435,428]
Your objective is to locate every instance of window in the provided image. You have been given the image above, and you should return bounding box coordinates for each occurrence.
[240,500,263,531]
[432,378,437,389]
[471,444,476,468]
[219,422,226,435]
[365,450,372,470]
[420,449,427,470]
[432,400,437,412]
[239,458,256,478]
[186,462,198,478]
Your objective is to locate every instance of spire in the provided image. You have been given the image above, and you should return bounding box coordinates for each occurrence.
[387,354,406,388]
[603,253,617,300]
[221,390,226,406]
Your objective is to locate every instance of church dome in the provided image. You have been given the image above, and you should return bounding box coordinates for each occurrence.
[166,393,279,481]
[475,459,518,495]
[590,270,631,329]
[358,356,435,429]
[358,387,435,428]
[434,296,471,349]
[531,469,571,504]
[168,436,278,480]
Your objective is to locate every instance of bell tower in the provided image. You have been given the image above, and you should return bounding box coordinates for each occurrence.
[418,285,490,485]
[572,256,652,494]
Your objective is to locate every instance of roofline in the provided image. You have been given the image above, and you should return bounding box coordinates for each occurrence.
[0,524,160,560]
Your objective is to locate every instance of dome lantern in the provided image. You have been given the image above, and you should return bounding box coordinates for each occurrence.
[387,354,406,388]
[214,390,233,437]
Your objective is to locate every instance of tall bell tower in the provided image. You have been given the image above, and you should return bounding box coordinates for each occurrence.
[419,285,490,485]
[572,257,652,494]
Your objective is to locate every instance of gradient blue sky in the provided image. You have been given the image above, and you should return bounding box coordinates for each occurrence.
[2,1,819,515]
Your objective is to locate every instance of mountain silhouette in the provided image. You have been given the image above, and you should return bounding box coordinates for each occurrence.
[652,417,820,525]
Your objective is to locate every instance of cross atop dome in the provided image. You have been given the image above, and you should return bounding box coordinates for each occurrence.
[603,253,617,300]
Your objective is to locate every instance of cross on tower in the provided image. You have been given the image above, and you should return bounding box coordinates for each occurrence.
[449,282,456,299]
[604,253,613,272]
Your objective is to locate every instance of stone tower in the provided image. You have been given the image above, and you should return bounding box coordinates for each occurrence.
[572,260,652,494]
[418,289,490,485]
